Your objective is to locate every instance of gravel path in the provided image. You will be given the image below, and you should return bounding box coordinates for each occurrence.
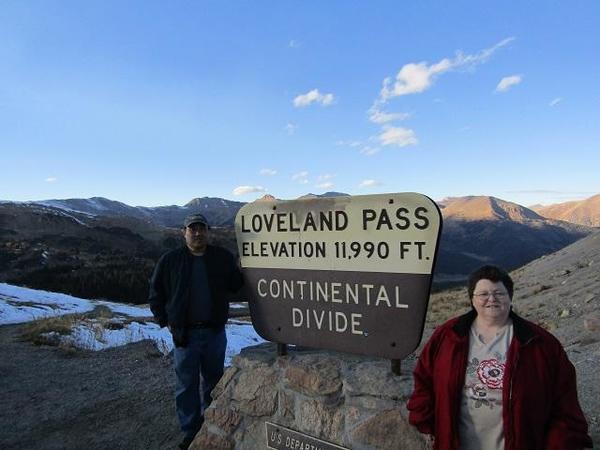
[0,323,181,450]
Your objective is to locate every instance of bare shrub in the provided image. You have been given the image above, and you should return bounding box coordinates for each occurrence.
[20,315,83,346]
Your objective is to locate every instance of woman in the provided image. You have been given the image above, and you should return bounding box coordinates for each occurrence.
[408,265,592,449]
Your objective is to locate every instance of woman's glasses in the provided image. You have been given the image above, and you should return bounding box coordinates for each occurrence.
[473,291,508,300]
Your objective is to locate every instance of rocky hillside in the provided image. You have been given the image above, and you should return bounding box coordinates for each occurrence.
[434,196,593,283]
[532,194,600,227]
[0,203,238,303]
[439,195,543,221]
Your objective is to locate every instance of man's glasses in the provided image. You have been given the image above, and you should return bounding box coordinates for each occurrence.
[473,291,508,300]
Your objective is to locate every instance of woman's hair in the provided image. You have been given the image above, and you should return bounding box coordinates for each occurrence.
[467,265,514,300]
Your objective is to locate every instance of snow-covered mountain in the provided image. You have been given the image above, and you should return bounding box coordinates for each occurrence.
[28,196,245,228]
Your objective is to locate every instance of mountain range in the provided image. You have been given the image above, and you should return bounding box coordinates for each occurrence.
[0,193,597,302]
[531,194,600,227]
[434,195,593,283]
[32,196,246,228]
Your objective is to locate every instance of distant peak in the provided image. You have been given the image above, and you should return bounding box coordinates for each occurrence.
[255,194,277,202]
[298,191,349,200]
[441,195,543,222]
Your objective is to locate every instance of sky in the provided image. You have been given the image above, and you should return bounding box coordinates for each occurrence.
[0,282,263,363]
[1,1,599,207]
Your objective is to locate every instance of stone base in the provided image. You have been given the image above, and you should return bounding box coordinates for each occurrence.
[190,343,429,450]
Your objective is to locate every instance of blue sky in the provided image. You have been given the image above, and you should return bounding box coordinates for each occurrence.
[1,1,598,207]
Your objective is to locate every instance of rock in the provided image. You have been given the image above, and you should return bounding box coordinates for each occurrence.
[283,354,342,396]
[346,394,397,411]
[297,399,344,442]
[584,294,596,303]
[190,429,234,450]
[212,366,238,398]
[351,409,427,449]
[232,343,276,370]
[276,388,295,423]
[344,360,413,400]
[584,318,600,332]
[232,420,266,450]
[231,366,278,416]
[559,309,571,318]
[205,406,241,434]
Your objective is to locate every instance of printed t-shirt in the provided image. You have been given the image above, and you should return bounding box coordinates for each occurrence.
[459,320,513,450]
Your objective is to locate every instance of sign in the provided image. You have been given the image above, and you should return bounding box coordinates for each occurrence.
[266,422,349,450]
[235,193,442,359]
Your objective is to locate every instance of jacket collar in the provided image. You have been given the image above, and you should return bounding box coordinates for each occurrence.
[452,308,536,344]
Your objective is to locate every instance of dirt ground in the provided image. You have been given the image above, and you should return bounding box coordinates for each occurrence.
[0,323,181,450]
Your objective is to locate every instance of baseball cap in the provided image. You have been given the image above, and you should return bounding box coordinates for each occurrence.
[184,213,210,228]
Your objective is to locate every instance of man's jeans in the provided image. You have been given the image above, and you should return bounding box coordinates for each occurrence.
[174,327,226,439]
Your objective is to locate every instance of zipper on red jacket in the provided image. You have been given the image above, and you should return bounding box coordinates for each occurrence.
[505,334,535,449]
[506,356,516,449]
[505,337,520,450]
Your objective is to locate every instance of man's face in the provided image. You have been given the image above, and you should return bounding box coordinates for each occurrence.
[183,222,208,254]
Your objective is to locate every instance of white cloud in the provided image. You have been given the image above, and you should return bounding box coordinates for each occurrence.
[336,140,362,147]
[317,174,335,182]
[359,179,382,188]
[292,171,309,184]
[315,175,336,190]
[360,146,381,156]
[368,109,410,124]
[381,59,451,100]
[45,177,57,182]
[293,89,335,107]
[495,74,522,92]
[289,40,301,49]
[378,126,418,147]
[285,123,297,135]
[549,97,562,107]
[233,185,267,196]
[260,169,277,176]
[378,37,515,103]
[316,182,334,189]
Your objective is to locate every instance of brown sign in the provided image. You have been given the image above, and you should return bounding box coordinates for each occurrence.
[235,193,442,359]
[266,422,349,450]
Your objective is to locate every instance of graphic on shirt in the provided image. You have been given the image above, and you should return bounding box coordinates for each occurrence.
[464,356,505,410]
[477,359,505,389]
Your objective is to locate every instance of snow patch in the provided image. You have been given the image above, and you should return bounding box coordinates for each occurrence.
[0,283,264,364]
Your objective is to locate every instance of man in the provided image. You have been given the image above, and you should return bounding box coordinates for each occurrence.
[149,213,243,450]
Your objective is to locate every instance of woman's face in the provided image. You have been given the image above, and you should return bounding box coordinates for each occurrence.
[471,279,511,323]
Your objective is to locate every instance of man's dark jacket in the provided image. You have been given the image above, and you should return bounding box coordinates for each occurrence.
[148,245,243,346]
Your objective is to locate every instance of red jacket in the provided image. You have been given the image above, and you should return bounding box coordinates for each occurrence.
[407,310,592,449]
